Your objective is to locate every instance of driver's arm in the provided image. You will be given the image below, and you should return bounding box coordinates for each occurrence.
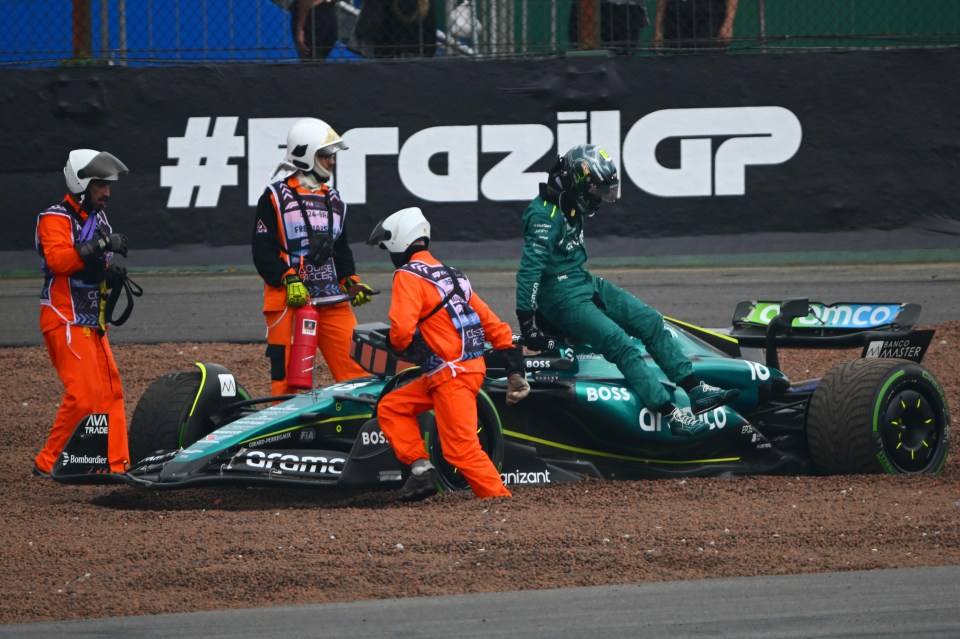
[515,205,558,313]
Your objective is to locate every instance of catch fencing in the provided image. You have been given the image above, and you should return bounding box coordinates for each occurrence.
[1,0,958,66]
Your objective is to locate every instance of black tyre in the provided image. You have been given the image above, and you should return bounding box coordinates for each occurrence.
[128,371,201,464]
[807,359,950,474]
[425,390,505,492]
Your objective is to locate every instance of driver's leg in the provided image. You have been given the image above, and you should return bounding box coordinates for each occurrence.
[593,277,693,384]
[539,274,674,409]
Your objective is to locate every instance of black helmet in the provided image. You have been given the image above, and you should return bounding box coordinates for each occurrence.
[558,144,619,217]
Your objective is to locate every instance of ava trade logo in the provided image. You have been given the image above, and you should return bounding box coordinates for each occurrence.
[744,302,903,329]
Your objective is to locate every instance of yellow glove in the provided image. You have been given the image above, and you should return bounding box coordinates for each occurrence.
[283,274,308,307]
[341,276,374,307]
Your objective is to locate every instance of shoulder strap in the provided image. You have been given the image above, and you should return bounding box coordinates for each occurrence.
[419,264,467,324]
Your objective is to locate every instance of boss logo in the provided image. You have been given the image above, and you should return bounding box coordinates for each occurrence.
[526,359,555,369]
[585,386,632,402]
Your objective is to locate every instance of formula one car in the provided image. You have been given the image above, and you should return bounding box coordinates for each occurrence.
[51,298,950,492]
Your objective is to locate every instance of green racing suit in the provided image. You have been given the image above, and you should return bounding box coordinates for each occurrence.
[515,191,694,409]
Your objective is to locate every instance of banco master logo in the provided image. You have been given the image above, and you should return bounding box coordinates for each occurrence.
[160,107,802,208]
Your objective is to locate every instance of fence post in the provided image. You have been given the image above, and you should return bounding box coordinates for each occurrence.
[578,0,599,49]
[72,0,92,60]
[758,0,767,51]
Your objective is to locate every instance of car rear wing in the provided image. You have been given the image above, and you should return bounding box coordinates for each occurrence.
[727,298,934,369]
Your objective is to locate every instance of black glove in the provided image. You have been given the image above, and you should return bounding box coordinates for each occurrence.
[76,233,128,263]
[516,309,552,352]
[500,346,526,377]
[104,264,127,289]
[306,235,334,266]
[105,233,128,257]
[386,333,415,360]
[76,238,107,265]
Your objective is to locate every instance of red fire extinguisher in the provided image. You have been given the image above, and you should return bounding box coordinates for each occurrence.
[288,304,319,389]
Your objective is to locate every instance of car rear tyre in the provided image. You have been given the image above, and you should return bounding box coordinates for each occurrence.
[424,390,505,493]
[128,371,201,464]
[807,359,950,474]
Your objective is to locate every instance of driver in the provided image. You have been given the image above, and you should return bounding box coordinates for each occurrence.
[368,207,530,501]
[33,149,132,477]
[515,144,739,437]
[252,117,373,393]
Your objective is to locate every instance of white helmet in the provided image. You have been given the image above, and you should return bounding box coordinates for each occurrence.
[368,207,431,254]
[64,149,129,194]
[279,117,348,179]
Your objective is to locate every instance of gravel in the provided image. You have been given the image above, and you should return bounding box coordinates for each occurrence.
[2,324,958,624]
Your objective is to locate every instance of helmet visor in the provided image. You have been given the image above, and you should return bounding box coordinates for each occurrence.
[76,152,129,181]
[317,139,349,157]
[589,181,619,204]
[367,217,392,248]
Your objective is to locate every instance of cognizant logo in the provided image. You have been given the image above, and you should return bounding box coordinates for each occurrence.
[160,108,802,208]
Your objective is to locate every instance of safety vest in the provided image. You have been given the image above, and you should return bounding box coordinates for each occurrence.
[399,260,485,376]
[36,201,112,328]
[267,178,349,304]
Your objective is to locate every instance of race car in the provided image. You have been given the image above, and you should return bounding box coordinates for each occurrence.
[51,298,950,493]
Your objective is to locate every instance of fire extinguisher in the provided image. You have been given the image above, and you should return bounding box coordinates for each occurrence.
[287,304,319,389]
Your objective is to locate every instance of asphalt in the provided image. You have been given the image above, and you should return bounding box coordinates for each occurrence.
[3,566,960,638]
[3,225,960,276]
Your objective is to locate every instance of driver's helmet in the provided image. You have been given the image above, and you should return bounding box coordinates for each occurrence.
[558,144,619,216]
[282,118,348,179]
[64,149,129,194]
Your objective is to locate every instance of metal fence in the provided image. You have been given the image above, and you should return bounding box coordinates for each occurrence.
[2,0,959,67]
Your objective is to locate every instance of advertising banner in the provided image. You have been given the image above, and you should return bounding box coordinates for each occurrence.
[1,48,958,261]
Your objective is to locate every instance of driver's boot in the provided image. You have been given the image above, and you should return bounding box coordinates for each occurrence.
[687,381,740,415]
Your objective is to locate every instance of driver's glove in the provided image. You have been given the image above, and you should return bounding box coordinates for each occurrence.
[516,309,552,352]
[283,274,309,307]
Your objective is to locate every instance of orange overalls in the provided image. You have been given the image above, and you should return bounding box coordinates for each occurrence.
[34,195,129,474]
[376,250,514,499]
[254,176,367,395]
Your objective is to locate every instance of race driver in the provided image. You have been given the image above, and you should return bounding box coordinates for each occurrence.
[368,207,530,501]
[33,149,131,477]
[252,117,373,394]
[515,143,739,437]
